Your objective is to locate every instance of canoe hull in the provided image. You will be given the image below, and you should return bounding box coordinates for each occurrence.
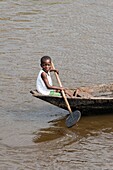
[30,83,113,115]
[32,95,113,115]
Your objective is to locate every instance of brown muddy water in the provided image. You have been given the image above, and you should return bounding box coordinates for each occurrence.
[0,0,113,169]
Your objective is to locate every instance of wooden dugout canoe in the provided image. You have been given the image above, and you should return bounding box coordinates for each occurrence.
[30,83,113,115]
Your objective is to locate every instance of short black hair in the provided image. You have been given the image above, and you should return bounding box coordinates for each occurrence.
[41,56,51,64]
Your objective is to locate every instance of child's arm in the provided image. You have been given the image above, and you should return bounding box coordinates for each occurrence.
[41,72,64,91]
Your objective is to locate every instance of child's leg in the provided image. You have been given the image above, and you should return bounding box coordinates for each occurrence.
[56,89,73,98]
[64,89,73,98]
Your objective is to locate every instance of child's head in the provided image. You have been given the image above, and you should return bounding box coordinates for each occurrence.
[41,56,51,64]
[40,56,52,72]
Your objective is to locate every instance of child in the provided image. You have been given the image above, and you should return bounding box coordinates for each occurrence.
[36,56,73,97]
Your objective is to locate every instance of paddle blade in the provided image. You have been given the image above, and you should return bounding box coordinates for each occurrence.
[66,110,81,128]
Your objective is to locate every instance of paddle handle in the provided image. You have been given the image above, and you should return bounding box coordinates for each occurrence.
[51,62,72,113]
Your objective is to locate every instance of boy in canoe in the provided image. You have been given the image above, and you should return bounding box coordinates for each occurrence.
[36,56,73,97]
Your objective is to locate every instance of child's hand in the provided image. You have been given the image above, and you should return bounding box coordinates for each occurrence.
[50,68,59,74]
[54,69,59,74]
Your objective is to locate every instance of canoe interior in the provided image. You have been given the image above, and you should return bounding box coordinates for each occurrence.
[30,83,113,115]
[78,83,113,97]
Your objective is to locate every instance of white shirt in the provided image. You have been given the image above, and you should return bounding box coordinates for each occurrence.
[36,70,52,95]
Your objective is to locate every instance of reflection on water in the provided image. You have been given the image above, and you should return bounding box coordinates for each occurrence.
[0,115,113,170]
[0,0,113,169]
[33,114,113,144]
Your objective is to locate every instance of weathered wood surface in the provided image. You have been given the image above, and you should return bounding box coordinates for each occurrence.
[30,83,113,115]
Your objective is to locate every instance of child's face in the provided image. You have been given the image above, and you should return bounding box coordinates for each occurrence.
[41,59,51,72]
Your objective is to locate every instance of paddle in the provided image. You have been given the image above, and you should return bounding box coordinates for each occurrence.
[51,62,81,128]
